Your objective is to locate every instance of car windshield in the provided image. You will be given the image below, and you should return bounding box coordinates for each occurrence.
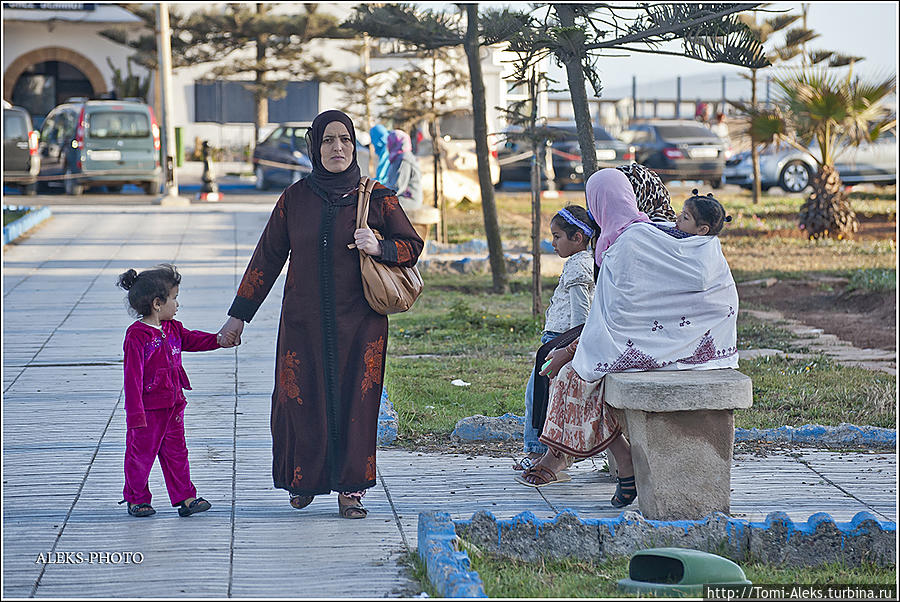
[88,111,150,138]
[4,111,28,140]
[654,124,718,139]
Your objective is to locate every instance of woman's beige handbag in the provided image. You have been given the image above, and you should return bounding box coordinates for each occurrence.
[350,177,423,315]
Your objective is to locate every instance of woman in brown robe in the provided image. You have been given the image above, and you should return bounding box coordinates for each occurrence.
[217,110,423,518]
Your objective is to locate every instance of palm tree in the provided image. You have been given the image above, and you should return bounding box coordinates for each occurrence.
[738,69,896,239]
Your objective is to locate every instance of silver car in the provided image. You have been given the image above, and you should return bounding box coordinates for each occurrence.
[724,134,896,192]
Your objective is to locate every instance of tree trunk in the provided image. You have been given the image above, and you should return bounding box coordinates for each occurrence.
[750,69,762,204]
[555,4,596,178]
[465,4,508,293]
[798,164,859,239]
[531,138,542,317]
[253,3,269,150]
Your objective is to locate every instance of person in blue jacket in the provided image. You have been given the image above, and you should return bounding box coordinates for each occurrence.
[369,124,391,184]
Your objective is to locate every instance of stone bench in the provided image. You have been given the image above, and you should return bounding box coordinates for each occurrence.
[605,368,753,521]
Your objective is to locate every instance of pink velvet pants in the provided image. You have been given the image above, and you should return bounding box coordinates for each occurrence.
[123,400,196,506]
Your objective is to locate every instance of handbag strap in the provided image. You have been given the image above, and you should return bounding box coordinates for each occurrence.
[356,176,378,230]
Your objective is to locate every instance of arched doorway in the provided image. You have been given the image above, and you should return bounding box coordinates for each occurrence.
[12,62,94,122]
[5,47,107,127]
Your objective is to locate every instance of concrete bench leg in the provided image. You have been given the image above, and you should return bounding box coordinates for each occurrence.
[622,409,735,520]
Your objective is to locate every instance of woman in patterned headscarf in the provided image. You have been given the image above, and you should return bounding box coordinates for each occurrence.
[217,110,423,519]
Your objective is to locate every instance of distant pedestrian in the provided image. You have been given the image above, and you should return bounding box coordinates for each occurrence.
[385,129,423,210]
[369,124,391,184]
[117,264,229,518]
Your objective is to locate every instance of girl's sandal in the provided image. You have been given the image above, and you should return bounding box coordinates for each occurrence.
[120,500,156,518]
[611,475,637,508]
[178,497,211,517]
[338,495,368,519]
[290,494,315,510]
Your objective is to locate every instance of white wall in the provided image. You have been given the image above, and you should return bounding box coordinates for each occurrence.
[2,20,146,92]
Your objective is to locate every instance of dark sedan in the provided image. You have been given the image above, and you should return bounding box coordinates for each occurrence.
[620,120,726,188]
[497,124,633,189]
[252,123,313,190]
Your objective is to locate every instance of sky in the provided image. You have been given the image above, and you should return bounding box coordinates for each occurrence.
[468,2,898,95]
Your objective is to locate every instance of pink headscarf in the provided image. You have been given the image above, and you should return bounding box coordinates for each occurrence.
[387,130,412,162]
[586,168,651,267]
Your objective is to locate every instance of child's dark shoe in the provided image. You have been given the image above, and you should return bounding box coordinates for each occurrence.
[121,500,156,518]
[178,497,211,517]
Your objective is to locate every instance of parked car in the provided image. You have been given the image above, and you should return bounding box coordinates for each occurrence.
[497,124,634,188]
[724,134,897,192]
[253,122,371,190]
[3,102,40,195]
[38,99,162,195]
[620,120,726,188]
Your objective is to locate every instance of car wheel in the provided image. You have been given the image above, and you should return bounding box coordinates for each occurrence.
[255,166,269,190]
[708,178,723,189]
[64,167,83,196]
[779,160,811,193]
[141,181,158,195]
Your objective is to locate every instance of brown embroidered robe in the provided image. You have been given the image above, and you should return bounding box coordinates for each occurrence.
[229,179,422,496]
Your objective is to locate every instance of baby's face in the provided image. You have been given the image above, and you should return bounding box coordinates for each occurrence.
[676,205,709,236]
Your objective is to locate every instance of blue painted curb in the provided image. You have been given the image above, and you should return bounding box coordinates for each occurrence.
[453,413,896,449]
[377,388,398,445]
[3,206,51,245]
[418,512,487,598]
[735,423,896,448]
[453,508,895,574]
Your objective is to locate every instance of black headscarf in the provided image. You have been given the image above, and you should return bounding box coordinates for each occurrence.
[304,109,395,205]
[304,110,361,205]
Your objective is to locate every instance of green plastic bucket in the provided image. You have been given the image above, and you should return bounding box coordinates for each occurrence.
[617,547,751,597]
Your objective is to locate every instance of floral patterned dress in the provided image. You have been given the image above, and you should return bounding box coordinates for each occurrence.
[228,178,423,496]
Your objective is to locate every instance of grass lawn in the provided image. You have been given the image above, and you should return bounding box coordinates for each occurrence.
[3,208,29,227]
[442,551,896,598]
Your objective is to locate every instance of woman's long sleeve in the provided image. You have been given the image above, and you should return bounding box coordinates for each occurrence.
[228,194,291,322]
[373,195,424,268]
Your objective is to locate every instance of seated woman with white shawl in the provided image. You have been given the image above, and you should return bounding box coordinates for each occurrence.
[517,168,739,509]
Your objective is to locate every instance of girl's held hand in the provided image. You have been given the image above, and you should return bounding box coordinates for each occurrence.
[540,347,572,379]
[353,228,382,256]
[217,317,244,348]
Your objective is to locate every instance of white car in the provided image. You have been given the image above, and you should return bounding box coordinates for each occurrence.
[724,134,896,192]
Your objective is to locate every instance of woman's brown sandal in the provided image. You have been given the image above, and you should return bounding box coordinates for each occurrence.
[290,494,314,510]
[338,495,368,519]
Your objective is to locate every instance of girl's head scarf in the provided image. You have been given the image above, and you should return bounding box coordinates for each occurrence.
[387,130,412,163]
[304,110,362,204]
[586,168,651,267]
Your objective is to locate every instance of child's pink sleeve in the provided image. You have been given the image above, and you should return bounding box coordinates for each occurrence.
[175,320,221,352]
[123,337,147,428]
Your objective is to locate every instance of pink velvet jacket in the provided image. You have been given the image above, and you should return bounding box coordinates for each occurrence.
[123,320,220,428]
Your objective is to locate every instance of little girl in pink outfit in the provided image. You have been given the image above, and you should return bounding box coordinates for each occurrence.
[117,264,225,517]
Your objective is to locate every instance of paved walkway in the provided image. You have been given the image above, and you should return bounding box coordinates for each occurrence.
[2,204,896,598]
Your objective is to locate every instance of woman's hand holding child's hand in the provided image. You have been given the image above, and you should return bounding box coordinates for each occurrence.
[353,228,382,256]
[217,317,244,348]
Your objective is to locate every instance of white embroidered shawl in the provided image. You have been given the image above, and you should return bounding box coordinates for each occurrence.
[572,222,739,382]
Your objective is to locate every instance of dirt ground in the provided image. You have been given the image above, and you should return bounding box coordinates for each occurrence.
[738,279,896,351]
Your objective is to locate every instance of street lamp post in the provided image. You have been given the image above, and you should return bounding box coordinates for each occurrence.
[156,2,188,205]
